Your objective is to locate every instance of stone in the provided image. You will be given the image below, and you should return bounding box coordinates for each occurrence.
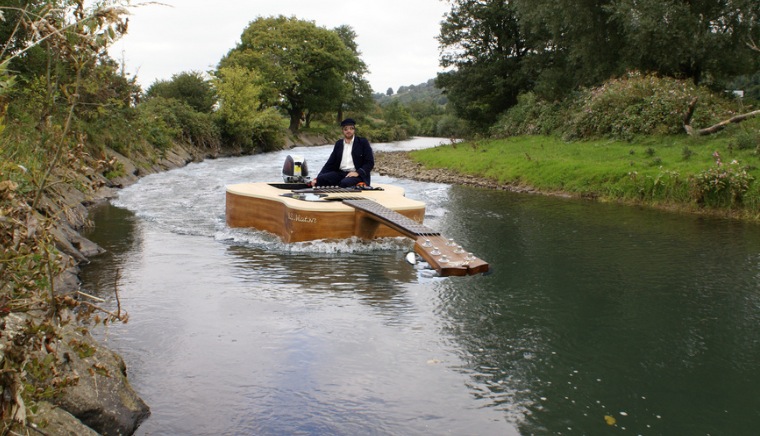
[46,321,150,435]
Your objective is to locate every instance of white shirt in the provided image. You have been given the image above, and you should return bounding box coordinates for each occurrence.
[339,136,355,171]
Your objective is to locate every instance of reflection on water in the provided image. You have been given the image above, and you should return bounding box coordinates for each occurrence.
[436,186,760,435]
[81,138,760,435]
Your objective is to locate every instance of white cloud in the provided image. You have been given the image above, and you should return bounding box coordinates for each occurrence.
[111,0,450,93]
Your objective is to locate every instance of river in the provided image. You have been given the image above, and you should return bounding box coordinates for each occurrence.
[81,137,760,435]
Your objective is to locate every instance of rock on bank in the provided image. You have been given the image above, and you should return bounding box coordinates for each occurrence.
[19,135,329,434]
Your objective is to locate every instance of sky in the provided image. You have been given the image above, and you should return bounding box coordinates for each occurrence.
[110,0,452,94]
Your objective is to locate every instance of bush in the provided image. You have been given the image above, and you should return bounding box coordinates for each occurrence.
[248,107,286,152]
[566,72,739,140]
[359,124,410,143]
[136,98,181,151]
[728,126,760,152]
[490,92,567,137]
[690,153,753,208]
[146,71,216,113]
[136,97,221,151]
[436,114,469,138]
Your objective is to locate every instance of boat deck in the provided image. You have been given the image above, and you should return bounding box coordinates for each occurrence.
[225,182,489,276]
[226,182,427,243]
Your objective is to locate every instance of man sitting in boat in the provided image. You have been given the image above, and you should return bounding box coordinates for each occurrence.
[309,118,374,188]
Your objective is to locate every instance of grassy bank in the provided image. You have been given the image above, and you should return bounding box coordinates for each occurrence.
[409,122,760,220]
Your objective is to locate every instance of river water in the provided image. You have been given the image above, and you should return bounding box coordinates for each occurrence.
[81,137,760,435]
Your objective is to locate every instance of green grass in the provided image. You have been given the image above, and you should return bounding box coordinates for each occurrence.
[409,123,760,219]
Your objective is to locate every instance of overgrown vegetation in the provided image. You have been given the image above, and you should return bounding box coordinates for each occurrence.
[491,72,747,140]
[0,1,135,431]
[436,0,760,128]
[1,0,758,430]
[412,114,760,217]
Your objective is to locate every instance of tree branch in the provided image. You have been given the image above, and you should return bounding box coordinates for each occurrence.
[683,97,760,136]
[748,37,760,53]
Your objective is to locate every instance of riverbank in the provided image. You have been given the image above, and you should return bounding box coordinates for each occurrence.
[374,150,556,196]
[1,133,331,434]
[374,135,760,223]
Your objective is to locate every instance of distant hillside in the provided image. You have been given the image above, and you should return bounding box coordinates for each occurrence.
[373,79,447,106]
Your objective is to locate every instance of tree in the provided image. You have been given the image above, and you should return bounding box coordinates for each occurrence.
[436,0,760,127]
[513,0,627,99]
[214,65,283,151]
[331,24,373,124]
[146,71,216,113]
[386,87,394,96]
[606,0,760,85]
[218,16,367,133]
[436,0,531,127]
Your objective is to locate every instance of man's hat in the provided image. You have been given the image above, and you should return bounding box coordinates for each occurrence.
[340,118,356,127]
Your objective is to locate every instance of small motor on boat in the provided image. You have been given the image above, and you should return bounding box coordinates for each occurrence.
[282,155,310,183]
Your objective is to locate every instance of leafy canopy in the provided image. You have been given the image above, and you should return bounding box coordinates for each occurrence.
[146,71,216,113]
[219,16,368,132]
[436,0,760,127]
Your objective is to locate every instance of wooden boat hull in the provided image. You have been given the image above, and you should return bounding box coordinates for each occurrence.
[226,182,426,243]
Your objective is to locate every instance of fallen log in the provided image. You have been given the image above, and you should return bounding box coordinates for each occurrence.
[683,97,760,136]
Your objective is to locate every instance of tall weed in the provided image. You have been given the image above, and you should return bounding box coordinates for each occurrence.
[690,152,753,207]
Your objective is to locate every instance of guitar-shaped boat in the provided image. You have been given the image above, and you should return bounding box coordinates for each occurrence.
[225,156,489,276]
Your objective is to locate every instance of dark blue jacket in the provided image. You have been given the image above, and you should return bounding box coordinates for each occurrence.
[318,136,374,185]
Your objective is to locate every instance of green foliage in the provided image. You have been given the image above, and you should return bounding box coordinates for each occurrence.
[729,126,760,151]
[134,96,221,152]
[436,0,760,126]
[435,115,469,138]
[605,0,760,85]
[691,153,754,208]
[490,92,567,137]
[374,79,447,106]
[146,71,216,113]
[360,123,410,143]
[372,79,469,138]
[214,66,284,152]
[491,73,749,141]
[382,100,418,135]
[566,72,740,140]
[246,107,285,152]
[219,16,369,132]
[438,0,529,127]
[136,97,181,151]
[104,159,125,180]
[408,130,760,215]
[727,72,760,103]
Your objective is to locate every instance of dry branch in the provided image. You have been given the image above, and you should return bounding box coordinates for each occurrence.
[683,97,760,136]
[748,37,760,53]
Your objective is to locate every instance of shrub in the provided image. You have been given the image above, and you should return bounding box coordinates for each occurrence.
[136,98,181,151]
[436,114,469,138]
[691,154,754,207]
[490,92,566,137]
[728,127,760,151]
[146,71,216,113]
[566,71,739,140]
[248,107,286,152]
[136,97,221,151]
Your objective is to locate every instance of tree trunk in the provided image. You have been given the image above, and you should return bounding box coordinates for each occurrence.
[288,109,301,133]
[305,112,312,128]
[683,97,760,136]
